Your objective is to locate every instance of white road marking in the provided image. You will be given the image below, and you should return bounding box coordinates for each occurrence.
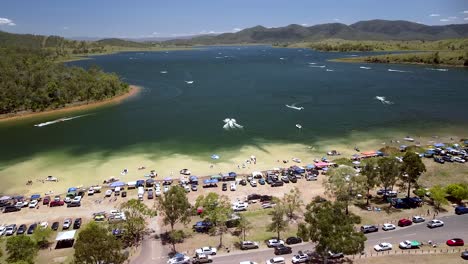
[402,233,416,237]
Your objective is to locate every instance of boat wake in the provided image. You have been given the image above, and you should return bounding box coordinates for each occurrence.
[160,71,168,74]
[223,118,243,130]
[34,114,91,127]
[375,96,393,105]
[309,65,326,68]
[388,69,410,73]
[360,66,372,70]
[286,104,304,111]
[326,69,334,72]
[308,62,317,65]
[185,81,194,84]
[426,68,448,72]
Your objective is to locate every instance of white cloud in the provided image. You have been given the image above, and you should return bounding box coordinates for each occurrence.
[63,26,69,30]
[465,17,468,20]
[463,11,468,14]
[232,28,242,32]
[300,23,308,26]
[333,18,341,21]
[429,14,440,17]
[0,17,15,26]
[439,18,450,22]
[448,16,458,19]
[152,32,159,35]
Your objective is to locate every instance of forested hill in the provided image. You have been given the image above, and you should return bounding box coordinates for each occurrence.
[96,38,151,48]
[0,30,68,49]
[167,20,468,45]
[0,48,129,115]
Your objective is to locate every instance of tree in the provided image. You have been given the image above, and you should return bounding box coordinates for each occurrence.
[73,222,126,264]
[32,226,52,249]
[196,193,233,247]
[119,199,156,247]
[429,185,448,210]
[6,235,38,264]
[236,214,252,241]
[377,157,400,199]
[297,201,366,264]
[400,152,426,197]
[157,186,191,251]
[266,201,288,240]
[282,187,304,220]
[361,159,380,205]
[445,183,468,203]
[324,166,366,214]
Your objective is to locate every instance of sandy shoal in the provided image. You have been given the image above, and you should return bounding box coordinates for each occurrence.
[1,129,465,196]
[0,85,141,122]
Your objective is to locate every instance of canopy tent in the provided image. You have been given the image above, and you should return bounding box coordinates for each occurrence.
[252,171,263,177]
[210,175,222,179]
[136,180,145,187]
[127,181,137,187]
[145,179,155,183]
[109,181,125,187]
[31,194,41,200]
[434,143,445,148]
[203,179,219,184]
[67,187,77,192]
[211,154,220,160]
[228,172,237,177]
[0,196,11,201]
[55,230,77,241]
[291,165,305,174]
[163,177,172,181]
[306,164,315,169]
[314,162,330,168]
[361,151,378,157]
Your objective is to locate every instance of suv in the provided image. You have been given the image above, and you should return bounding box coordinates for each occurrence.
[455,206,468,215]
[266,239,284,248]
[5,224,17,236]
[274,245,292,255]
[73,218,82,229]
[360,225,378,233]
[286,237,302,245]
[50,200,64,207]
[67,201,81,208]
[240,241,259,250]
[271,181,284,187]
[412,216,425,223]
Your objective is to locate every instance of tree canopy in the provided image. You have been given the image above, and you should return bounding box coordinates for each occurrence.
[5,235,38,264]
[0,48,128,115]
[266,201,288,240]
[119,199,155,247]
[73,222,126,264]
[400,152,426,197]
[298,201,366,263]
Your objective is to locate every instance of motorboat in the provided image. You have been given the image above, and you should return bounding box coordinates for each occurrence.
[295,124,302,129]
[404,137,415,142]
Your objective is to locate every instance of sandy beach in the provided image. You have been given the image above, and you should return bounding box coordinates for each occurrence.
[1,128,466,196]
[0,85,141,122]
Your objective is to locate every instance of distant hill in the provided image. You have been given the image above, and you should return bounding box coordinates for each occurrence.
[0,30,68,49]
[167,20,468,45]
[95,38,152,48]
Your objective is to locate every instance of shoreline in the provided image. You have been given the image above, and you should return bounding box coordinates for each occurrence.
[0,85,142,122]
[330,58,467,68]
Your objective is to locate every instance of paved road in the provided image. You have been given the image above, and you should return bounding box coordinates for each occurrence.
[131,216,170,264]
[213,214,468,264]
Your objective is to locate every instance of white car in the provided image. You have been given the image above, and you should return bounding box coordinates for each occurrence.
[291,252,310,263]
[262,202,276,209]
[88,188,95,195]
[195,246,217,255]
[183,185,190,193]
[167,253,191,264]
[29,200,39,208]
[453,157,466,163]
[328,251,344,259]
[230,182,237,191]
[5,225,16,236]
[15,201,28,208]
[427,219,444,228]
[63,219,72,229]
[155,189,162,197]
[0,225,6,236]
[105,190,113,197]
[382,223,396,231]
[374,242,392,251]
[39,221,49,229]
[266,257,285,264]
[164,185,170,193]
[73,196,82,203]
[250,180,257,187]
[266,238,284,247]
[412,216,425,223]
[232,202,248,212]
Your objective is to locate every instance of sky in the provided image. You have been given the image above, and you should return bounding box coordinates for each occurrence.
[0,0,467,39]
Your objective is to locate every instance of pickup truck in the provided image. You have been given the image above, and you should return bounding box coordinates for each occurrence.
[192,254,213,263]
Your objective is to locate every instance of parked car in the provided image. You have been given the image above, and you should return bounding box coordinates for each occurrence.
[462,250,468,260]
[455,206,468,215]
[232,203,248,212]
[50,200,64,207]
[192,254,213,264]
[261,202,275,209]
[3,206,20,213]
[230,182,236,191]
[328,251,344,259]
[39,221,48,229]
[63,219,72,229]
[274,244,292,255]
[427,219,444,228]
[382,223,396,231]
[412,216,425,223]
[374,242,393,251]
[258,178,265,185]
[446,238,464,246]
[28,200,38,208]
[147,190,154,199]
[51,222,59,231]
[288,175,297,183]
[266,257,285,264]
[433,157,445,164]
[67,201,81,208]
[0,226,6,236]
[5,224,17,236]
[167,253,191,264]
[361,225,379,233]
[399,240,421,249]
[280,176,289,183]
[398,218,412,227]
[250,180,257,187]
[222,183,227,191]
[27,224,36,235]
[240,241,259,250]
[195,246,217,255]
[191,184,198,191]
[16,224,27,235]
[266,239,284,248]
[73,218,82,229]
[291,252,310,263]
[271,181,284,187]
[122,191,127,197]
[43,196,50,205]
[453,157,466,163]
[285,237,302,245]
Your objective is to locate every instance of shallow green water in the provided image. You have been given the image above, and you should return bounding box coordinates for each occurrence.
[1,46,467,165]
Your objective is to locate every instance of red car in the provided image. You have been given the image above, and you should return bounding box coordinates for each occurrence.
[398,218,413,227]
[49,200,64,207]
[43,196,50,205]
[446,238,464,246]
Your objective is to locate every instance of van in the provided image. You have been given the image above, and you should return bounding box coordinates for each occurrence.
[137,187,144,201]
[114,187,121,196]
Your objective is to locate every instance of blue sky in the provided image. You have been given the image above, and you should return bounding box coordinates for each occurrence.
[0,0,467,38]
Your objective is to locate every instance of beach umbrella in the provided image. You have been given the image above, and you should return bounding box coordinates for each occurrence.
[434,143,445,148]
[211,154,220,160]
[189,176,198,181]
[68,187,77,192]
[322,167,329,171]
[164,177,172,181]
[0,196,11,201]
[306,164,315,169]
[228,172,237,177]
[211,174,222,179]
